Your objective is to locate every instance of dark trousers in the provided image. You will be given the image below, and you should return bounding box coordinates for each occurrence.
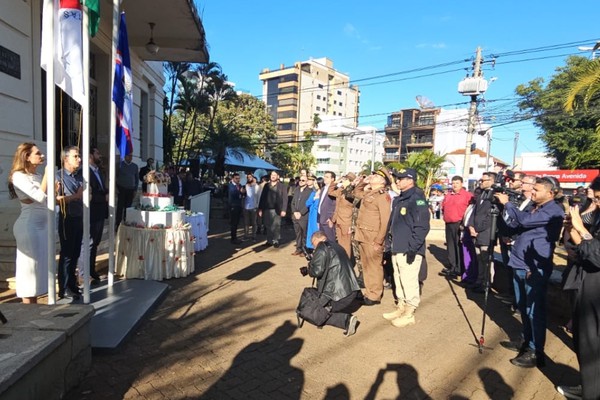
[230,206,242,240]
[319,221,336,243]
[293,217,308,251]
[58,216,83,294]
[445,222,462,274]
[514,267,550,354]
[325,291,358,329]
[573,269,600,400]
[89,218,104,279]
[116,186,135,229]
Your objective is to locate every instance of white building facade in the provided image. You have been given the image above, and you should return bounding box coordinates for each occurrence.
[312,118,383,177]
[0,0,208,280]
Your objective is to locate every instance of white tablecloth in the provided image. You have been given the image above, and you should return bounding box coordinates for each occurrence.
[116,225,195,280]
[184,213,208,252]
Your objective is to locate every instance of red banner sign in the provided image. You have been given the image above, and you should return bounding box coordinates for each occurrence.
[522,170,600,183]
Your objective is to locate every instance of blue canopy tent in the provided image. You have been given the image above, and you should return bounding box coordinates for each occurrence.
[194,148,280,178]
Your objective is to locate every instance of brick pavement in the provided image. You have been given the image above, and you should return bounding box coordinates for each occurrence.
[63,215,580,399]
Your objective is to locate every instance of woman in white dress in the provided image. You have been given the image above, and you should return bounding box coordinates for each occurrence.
[8,143,50,303]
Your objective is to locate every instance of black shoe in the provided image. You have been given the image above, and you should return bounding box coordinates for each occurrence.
[500,340,525,352]
[439,268,453,276]
[264,241,272,247]
[510,349,545,368]
[362,298,381,306]
[273,241,280,248]
[470,285,486,293]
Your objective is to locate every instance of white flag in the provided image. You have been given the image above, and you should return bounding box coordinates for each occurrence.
[41,0,85,106]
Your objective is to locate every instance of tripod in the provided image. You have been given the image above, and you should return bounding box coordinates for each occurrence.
[478,203,500,354]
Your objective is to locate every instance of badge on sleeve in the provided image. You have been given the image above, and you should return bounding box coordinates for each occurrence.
[400,207,407,215]
[416,199,426,206]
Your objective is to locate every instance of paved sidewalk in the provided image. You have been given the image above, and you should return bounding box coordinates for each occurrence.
[64,216,579,399]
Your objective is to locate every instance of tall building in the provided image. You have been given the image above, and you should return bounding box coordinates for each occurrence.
[259,58,360,142]
[383,108,439,163]
[383,107,492,181]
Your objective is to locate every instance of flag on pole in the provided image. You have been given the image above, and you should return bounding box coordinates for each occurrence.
[81,0,100,37]
[41,0,86,106]
[112,12,133,159]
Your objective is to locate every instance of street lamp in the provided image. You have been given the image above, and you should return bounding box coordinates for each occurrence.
[578,41,600,60]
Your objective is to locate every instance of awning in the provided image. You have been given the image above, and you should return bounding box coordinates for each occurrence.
[198,148,279,171]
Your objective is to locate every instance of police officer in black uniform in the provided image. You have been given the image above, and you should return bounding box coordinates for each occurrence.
[383,168,430,328]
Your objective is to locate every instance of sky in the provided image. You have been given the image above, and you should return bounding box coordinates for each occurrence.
[196,1,600,165]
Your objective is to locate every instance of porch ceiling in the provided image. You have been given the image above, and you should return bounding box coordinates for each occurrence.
[120,0,209,63]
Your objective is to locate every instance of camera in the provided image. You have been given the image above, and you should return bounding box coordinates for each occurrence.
[568,195,583,208]
[299,266,309,276]
[483,169,524,205]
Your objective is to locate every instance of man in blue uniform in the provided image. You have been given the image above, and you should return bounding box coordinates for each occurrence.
[383,168,430,327]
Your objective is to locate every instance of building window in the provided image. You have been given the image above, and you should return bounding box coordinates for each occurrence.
[333,100,337,105]
[277,110,297,119]
[139,90,148,160]
[318,84,324,89]
[277,123,296,131]
[337,90,342,95]
[278,98,297,107]
[339,102,343,106]
[279,74,298,83]
[316,106,321,111]
[317,158,331,163]
[279,86,298,95]
[316,95,321,100]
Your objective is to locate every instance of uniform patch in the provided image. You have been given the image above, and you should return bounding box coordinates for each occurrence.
[400,207,407,215]
[416,199,427,206]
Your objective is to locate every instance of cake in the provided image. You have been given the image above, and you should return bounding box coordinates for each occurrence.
[125,190,184,228]
[125,208,185,228]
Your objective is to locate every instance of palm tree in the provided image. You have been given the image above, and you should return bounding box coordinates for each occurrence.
[564,58,600,133]
[402,150,446,197]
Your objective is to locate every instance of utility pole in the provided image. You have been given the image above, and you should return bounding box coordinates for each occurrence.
[460,47,484,180]
[513,132,519,168]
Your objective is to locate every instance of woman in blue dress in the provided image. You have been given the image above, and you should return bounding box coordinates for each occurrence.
[305,176,324,250]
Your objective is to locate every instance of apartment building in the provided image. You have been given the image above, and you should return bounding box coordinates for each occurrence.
[259,57,360,142]
[311,117,384,177]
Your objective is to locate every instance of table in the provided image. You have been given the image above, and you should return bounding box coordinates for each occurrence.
[116,225,195,280]
[184,212,208,252]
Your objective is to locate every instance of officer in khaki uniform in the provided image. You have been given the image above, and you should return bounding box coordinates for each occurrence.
[352,170,392,304]
[328,172,357,258]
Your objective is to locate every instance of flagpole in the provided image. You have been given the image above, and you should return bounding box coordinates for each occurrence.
[108,0,120,287]
[44,0,57,305]
[82,1,91,304]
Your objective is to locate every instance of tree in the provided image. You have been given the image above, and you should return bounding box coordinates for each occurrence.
[516,56,600,169]
[401,150,446,197]
[564,58,600,133]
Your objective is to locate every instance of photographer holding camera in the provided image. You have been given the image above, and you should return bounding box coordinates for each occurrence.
[495,177,565,368]
[465,171,497,293]
[301,230,360,336]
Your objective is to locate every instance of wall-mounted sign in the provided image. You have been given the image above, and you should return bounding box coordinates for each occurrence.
[0,45,21,80]
[523,169,600,183]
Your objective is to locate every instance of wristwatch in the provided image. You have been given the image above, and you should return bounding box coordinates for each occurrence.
[581,232,593,241]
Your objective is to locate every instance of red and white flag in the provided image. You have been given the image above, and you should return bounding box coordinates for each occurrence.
[41,0,85,106]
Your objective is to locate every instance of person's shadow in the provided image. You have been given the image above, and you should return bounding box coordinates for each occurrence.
[198,320,304,399]
[365,363,430,400]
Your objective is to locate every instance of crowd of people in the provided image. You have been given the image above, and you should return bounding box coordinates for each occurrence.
[7,143,599,397]
[437,170,600,399]
[226,167,431,336]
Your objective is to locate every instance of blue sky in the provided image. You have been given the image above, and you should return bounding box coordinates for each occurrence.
[197,1,599,165]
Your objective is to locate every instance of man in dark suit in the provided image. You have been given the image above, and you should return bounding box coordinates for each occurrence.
[168,168,186,206]
[139,157,154,193]
[88,147,108,283]
[466,171,497,293]
[318,171,337,242]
